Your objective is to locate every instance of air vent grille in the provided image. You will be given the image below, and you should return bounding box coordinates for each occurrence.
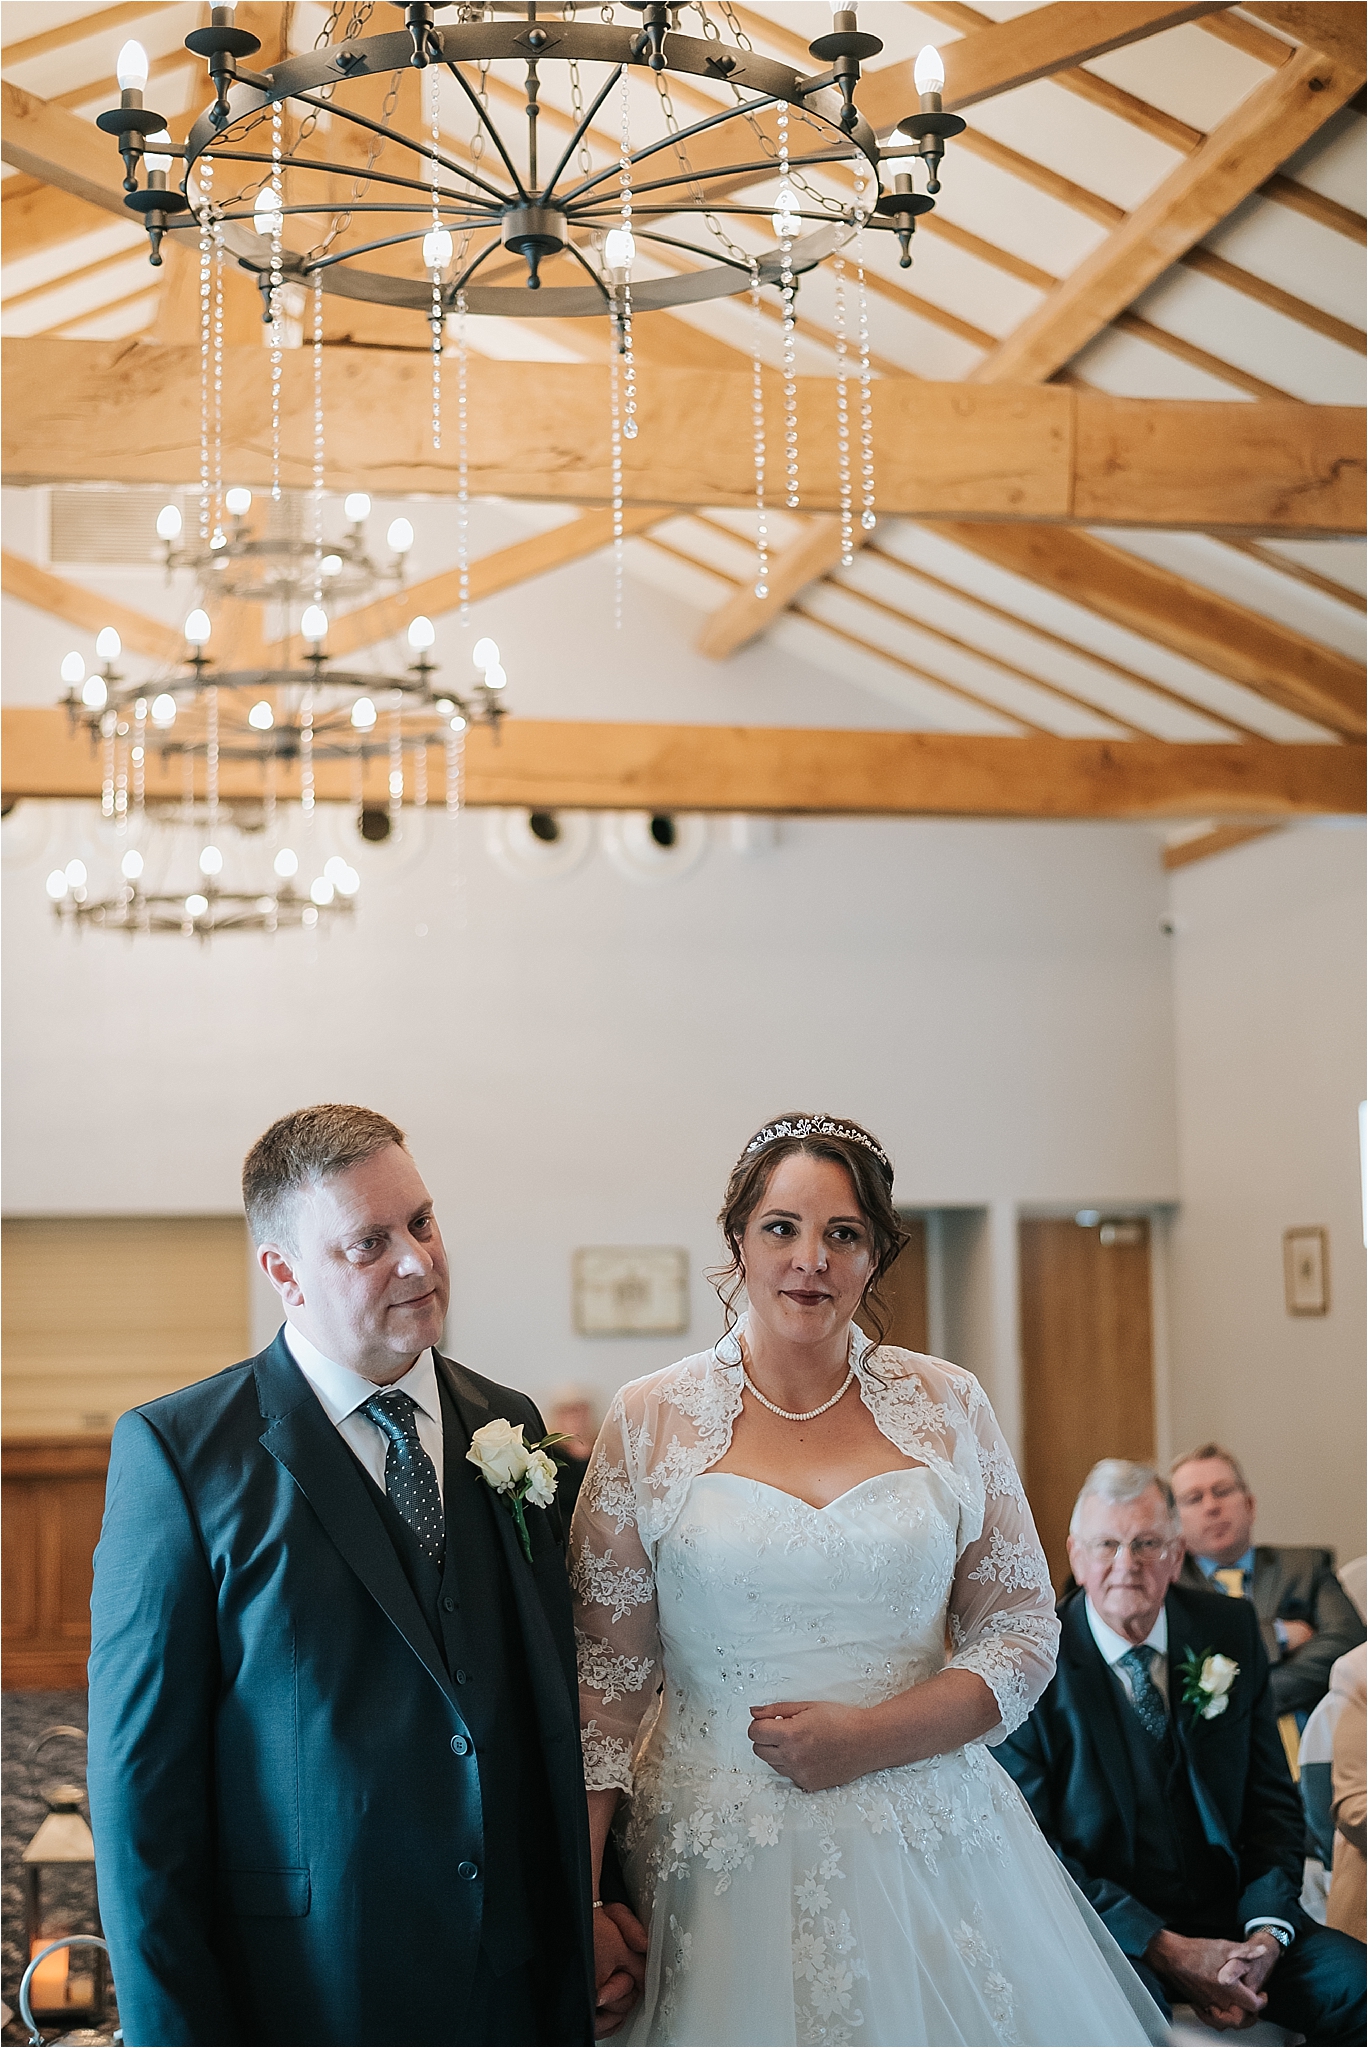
[48,488,310,565]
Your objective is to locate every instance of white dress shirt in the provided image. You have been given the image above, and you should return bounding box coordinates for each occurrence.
[1084,1596,1295,1947]
[283,1322,445,1507]
[1085,1598,1170,1708]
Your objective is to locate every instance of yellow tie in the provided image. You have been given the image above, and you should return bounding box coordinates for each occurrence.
[1214,1567,1245,1598]
[1211,1566,1301,1779]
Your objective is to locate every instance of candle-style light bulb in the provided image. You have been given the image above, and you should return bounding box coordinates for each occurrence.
[253,188,281,238]
[472,636,500,670]
[771,183,801,238]
[422,227,453,271]
[350,697,377,730]
[96,627,122,661]
[603,226,636,271]
[156,503,182,540]
[82,676,108,710]
[60,652,85,685]
[143,129,174,172]
[407,615,436,651]
[387,518,415,555]
[300,604,329,644]
[116,40,149,89]
[226,486,252,516]
[344,492,370,522]
[185,609,212,646]
[914,44,945,95]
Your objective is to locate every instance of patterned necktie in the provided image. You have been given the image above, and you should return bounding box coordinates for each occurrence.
[1214,1567,1246,1599]
[1119,1644,1168,1742]
[361,1389,445,1566]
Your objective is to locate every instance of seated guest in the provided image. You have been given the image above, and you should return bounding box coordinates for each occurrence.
[999,1458,1366,2042]
[1171,1442,1365,1723]
[1328,1645,1367,1945]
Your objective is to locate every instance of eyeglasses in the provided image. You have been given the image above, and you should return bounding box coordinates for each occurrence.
[1174,1481,1244,1508]
[1078,1536,1174,1562]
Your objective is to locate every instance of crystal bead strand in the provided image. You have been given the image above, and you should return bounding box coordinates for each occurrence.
[428,66,443,452]
[206,683,220,905]
[212,219,224,542]
[198,173,212,545]
[856,187,875,536]
[269,104,284,501]
[455,290,469,624]
[389,691,404,822]
[619,76,637,449]
[833,255,852,566]
[311,270,325,606]
[101,710,116,820]
[413,734,428,809]
[777,102,799,511]
[132,696,147,822]
[445,715,464,816]
[610,316,623,630]
[750,263,768,600]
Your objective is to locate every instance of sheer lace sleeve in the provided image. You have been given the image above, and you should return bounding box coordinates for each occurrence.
[569,1395,663,1794]
[945,1382,1059,1744]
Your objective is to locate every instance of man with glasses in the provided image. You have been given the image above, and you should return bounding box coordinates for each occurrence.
[1000,1459,1365,2042]
[1172,1442,1364,1723]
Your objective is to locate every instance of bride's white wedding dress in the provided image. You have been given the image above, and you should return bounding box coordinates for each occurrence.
[572,1322,1168,2047]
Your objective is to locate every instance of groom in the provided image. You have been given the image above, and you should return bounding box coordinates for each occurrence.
[88,1105,624,2045]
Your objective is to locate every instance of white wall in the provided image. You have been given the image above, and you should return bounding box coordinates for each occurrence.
[2,799,1181,1443]
[1165,822,1367,1566]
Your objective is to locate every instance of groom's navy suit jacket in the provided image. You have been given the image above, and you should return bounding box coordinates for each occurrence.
[998,1583,1304,1958]
[87,1332,595,2047]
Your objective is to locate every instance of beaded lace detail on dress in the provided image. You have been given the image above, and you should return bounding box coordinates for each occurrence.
[570,1321,1059,1794]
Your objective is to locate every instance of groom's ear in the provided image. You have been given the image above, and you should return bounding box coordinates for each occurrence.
[259,1241,305,1308]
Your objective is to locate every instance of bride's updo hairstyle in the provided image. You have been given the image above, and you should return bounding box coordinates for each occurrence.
[714,1113,910,1348]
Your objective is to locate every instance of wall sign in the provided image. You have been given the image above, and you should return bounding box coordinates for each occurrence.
[573,1247,690,1336]
[1283,1226,1329,1316]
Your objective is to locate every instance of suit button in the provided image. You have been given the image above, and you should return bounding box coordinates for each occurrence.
[455,1668,468,1684]
[458,1861,478,1881]
[450,1734,470,1757]
[442,1596,456,1613]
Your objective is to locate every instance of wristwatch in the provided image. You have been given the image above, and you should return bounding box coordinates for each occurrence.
[1248,1923,1292,1949]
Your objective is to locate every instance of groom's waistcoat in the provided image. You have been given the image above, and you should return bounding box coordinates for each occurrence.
[356,1371,550,1976]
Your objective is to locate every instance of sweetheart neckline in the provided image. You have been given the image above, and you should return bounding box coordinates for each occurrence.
[694,1466,934,1514]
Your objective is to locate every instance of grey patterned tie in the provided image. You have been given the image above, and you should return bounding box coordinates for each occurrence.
[1119,1644,1168,1742]
[361,1389,445,1566]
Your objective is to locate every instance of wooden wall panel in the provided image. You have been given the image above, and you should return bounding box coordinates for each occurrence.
[879,1217,930,1355]
[2,1439,110,1689]
[2,1215,251,1434]
[1020,1216,1155,1589]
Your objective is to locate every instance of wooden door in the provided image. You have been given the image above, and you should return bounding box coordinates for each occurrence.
[874,1216,928,1353]
[1020,1217,1154,1591]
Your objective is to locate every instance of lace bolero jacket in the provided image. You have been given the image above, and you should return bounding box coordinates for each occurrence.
[570,1319,1060,1795]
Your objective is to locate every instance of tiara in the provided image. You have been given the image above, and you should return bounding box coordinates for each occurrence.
[743,1117,893,1178]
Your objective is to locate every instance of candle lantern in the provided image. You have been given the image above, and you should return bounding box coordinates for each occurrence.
[20,1727,110,2033]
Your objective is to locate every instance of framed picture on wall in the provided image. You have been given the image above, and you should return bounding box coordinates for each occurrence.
[573,1247,689,1336]
[1283,1227,1329,1316]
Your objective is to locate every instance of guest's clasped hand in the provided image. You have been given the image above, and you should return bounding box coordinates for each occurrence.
[593,1900,649,2040]
[1145,1927,1282,2031]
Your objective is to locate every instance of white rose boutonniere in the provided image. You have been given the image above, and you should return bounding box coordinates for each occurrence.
[1179,1645,1240,1721]
[467,1419,568,1562]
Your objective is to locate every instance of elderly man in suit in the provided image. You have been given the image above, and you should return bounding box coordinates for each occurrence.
[999,1458,1366,2040]
[88,1105,644,2047]
[1172,1442,1365,1723]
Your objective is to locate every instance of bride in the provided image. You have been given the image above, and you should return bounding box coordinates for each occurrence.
[571,1113,1169,2047]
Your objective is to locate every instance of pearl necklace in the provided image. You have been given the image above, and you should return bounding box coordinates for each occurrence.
[742,1363,856,1423]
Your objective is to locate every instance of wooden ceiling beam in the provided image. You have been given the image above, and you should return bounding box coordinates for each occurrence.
[0,3,161,70]
[1162,821,1285,866]
[1241,4,1367,72]
[972,44,1366,385]
[931,521,1366,737]
[858,4,1231,130]
[1261,172,1366,243]
[1213,536,1367,611]
[5,341,1360,536]
[0,183,128,264]
[1,550,182,660]
[5,709,1361,818]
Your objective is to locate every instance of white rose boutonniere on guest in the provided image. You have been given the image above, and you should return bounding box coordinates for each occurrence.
[467,1418,568,1562]
[1179,1645,1240,1722]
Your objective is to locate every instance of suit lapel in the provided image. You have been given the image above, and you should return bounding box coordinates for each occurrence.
[1059,1597,1138,1864]
[1166,1589,1239,1870]
[254,1335,459,1712]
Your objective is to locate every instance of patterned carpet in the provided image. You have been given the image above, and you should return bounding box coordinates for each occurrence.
[1,1692,116,2042]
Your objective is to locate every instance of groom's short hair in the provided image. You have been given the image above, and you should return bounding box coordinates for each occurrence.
[243,1104,407,1250]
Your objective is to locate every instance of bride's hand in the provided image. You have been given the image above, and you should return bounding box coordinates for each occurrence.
[748,1700,871,1792]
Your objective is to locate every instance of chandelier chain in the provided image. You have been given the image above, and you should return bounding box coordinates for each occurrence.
[269,104,284,502]
[777,100,799,513]
[312,270,325,604]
